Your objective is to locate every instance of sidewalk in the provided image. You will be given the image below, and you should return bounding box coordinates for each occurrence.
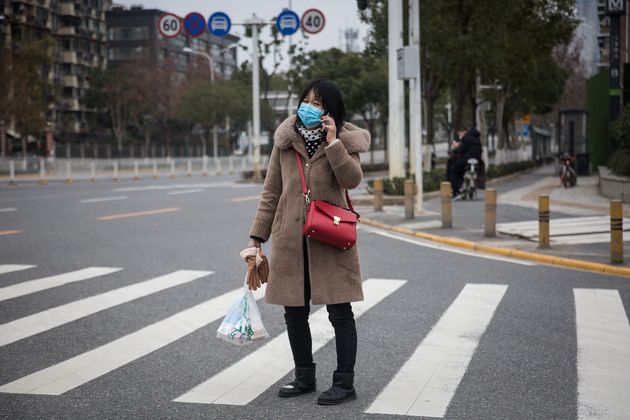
[353,165,630,274]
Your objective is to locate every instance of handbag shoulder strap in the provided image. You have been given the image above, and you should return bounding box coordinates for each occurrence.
[293,149,355,212]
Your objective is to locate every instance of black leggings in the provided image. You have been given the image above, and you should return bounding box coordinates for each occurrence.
[283,239,357,373]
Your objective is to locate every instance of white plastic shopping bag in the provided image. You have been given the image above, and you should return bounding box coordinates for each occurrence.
[216,279,269,346]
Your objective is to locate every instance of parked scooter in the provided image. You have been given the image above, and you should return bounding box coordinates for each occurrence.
[459,158,479,200]
[559,153,577,188]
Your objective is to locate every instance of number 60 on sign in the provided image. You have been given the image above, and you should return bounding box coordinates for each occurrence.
[158,13,182,38]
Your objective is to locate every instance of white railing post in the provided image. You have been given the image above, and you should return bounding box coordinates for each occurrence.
[38,159,47,185]
[153,160,158,179]
[170,160,175,178]
[65,160,73,184]
[91,160,96,183]
[134,160,140,181]
[241,156,247,171]
[187,159,192,177]
[113,161,119,182]
[215,157,222,175]
[202,155,208,176]
[228,156,234,174]
[9,160,15,185]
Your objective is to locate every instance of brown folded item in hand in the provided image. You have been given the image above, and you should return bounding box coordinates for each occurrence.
[245,255,261,291]
[258,249,269,284]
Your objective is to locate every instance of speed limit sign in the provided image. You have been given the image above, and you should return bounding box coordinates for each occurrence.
[158,13,182,38]
[301,9,325,34]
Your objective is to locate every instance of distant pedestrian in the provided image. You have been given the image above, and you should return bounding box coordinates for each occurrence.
[246,78,370,405]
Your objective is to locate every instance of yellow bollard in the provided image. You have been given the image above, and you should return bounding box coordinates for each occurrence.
[440,182,452,228]
[484,189,497,237]
[611,200,623,264]
[538,195,550,248]
[373,178,384,212]
[404,179,414,219]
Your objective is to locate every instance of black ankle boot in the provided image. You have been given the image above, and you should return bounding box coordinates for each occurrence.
[317,372,356,405]
[278,364,316,398]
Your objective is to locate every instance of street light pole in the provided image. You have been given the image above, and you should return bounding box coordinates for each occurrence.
[245,14,265,181]
[182,47,219,169]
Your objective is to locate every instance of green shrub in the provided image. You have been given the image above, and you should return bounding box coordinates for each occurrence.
[609,149,630,177]
[367,168,446,196]
[486,160,537,179]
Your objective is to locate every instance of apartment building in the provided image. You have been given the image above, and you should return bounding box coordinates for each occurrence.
[106,6,239,80]
[1,0,111,136]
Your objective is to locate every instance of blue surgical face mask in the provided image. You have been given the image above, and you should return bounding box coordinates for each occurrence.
[297,102,324,129]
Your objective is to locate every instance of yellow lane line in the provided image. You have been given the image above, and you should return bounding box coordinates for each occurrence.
[98,207,181,221]
[0,230,22,236]
[231,195,260,203]
[361,218,630,278]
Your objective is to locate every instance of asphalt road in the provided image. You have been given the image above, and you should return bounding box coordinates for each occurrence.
[1,175,628,419]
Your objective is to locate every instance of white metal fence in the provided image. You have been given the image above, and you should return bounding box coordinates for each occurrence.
[0,155,269,182]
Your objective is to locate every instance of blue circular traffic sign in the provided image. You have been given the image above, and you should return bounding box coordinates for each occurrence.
[208,12,231,37]
[184,12,206,38]
[276,10,300,36]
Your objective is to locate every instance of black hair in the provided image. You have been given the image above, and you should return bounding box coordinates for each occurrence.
[296,79,345,133]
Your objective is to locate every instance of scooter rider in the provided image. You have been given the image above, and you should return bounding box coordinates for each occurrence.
[449,128,483,197]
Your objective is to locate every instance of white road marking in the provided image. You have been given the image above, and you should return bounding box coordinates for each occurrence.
[0,270,213,347]
[497,216,629,239]
[0,207,17,212]
[114,183,259,192]
[366,283,507,417]
[0,284,265,395]
[574,288,630,420]
[173,278,407,406]
[167,189,204,195]
[365,228,536,266]
[0,267,122,303]
[0,264,36,275]
[80,196,128,203]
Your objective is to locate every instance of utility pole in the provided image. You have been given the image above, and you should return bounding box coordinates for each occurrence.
[409,0,423,213]
[388,0,405,178]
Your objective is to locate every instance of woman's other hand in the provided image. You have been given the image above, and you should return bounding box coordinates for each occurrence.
[247,238,261,249]
[321,114,337,144]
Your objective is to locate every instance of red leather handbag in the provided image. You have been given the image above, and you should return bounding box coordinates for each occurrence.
[295,150,359,250]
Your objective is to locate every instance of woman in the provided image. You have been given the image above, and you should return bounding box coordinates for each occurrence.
[246,79,370,405]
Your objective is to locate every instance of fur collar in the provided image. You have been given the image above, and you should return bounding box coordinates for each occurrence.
[274,115,370,154]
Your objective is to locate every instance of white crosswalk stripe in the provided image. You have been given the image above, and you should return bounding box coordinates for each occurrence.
[0,264,36,275]
[0,267,123,302]
[172,278,406,406]
[0,270,213,347]
[574,288,630,420]
[365,283,508,417]
[2,262,629,418]
[497,216,629,245]
[0,284,264,395]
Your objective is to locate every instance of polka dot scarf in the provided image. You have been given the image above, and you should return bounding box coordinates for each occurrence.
[297,120,324,158]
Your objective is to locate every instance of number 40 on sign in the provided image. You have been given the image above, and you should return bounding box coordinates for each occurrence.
[301,9,325,35]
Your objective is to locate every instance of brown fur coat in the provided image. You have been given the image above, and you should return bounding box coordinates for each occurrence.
[249,115,370,306]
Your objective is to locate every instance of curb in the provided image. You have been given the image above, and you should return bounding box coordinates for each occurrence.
[360,218,630,278]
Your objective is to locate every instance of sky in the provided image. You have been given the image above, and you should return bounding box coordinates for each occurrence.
[115,0,371,71]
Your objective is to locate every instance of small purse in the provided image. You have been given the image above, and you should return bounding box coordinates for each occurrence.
[294,150,359,250]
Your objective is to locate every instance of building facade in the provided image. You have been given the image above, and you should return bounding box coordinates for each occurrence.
[1,0,111,136]
[106,6,239,80]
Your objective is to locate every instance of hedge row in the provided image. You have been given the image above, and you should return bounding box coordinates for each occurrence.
[486,160,537,179]
[366,168,446,195]
[367,161,538,196]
